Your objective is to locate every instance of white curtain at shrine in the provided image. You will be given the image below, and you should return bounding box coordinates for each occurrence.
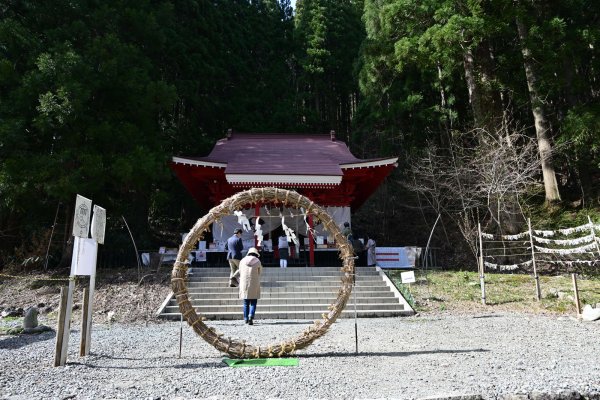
[211,206,351,245]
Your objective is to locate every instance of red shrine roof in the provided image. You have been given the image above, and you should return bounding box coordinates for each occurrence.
[170,132,397,210]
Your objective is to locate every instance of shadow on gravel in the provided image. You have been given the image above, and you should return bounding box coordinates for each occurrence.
[253,321,313,325]
[0,331,55,350]
[70,361,224,369]
[472,314,503,319]
[300,348,489,358]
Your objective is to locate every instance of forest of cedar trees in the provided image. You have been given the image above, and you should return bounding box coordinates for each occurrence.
[1,0,599,271]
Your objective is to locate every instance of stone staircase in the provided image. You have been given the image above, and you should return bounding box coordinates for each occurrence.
[157,266,414,320]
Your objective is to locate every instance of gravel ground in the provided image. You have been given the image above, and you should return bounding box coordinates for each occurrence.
[1,313,599,400]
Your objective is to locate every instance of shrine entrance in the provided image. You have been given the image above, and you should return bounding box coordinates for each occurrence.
[170,131,397,266]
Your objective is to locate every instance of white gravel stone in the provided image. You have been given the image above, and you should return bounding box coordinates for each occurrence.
[1,313,599,399]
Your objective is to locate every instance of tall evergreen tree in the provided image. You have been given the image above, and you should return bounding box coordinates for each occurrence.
[295,0,364,134]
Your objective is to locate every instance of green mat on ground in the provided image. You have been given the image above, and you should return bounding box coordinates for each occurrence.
[222,357,299,367]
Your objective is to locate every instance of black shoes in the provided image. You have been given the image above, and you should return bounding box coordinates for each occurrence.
[248,318,253,325]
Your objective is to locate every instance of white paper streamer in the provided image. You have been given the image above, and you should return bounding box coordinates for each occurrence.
[557,223,592,236]
[481,231,530,240]
[534,242,597,254]
[544,260,598,265]
[254,218,264,247]
[484,260,532,271]
[281,216,299,247]
[501,232,530,240]
[233,210,252,232]
[534,230,555,237]
[532,234,595,246]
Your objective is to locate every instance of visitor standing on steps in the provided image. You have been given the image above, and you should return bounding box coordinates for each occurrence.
[365,234,377,267]
[225,228,244,287]
[278,233,289,268]
[238,247,262,325]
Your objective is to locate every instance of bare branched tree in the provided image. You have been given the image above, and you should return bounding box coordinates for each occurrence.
[403,125,542,261]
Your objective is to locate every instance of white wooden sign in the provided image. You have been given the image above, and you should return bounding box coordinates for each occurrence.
[70,237,98,276]
[91,205,106,244]
[72,195,92,238]
[401,271,416,284]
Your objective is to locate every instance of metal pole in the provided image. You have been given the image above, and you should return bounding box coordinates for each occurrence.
[179,313,183,358]
[353,263,358,354]
[122,216,142,280]
[528,218,541,301]
[44,203,61,271]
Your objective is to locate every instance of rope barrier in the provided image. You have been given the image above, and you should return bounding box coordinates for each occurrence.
[0,273,74,282]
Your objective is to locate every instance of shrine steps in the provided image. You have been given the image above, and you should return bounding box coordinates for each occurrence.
[157,266,414,320]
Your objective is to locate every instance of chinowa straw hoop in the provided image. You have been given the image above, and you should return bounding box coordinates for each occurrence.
[172,187,355,359]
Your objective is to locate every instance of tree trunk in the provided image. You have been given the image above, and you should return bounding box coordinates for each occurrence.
[515,15,561,203]
[462,47,484,128]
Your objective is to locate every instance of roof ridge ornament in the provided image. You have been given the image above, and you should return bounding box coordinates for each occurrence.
[330,129,336,141]
[226,128,232,140]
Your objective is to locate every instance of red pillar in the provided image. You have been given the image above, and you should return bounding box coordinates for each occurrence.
[308,214,315,267]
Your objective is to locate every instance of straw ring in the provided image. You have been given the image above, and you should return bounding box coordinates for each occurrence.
[171,187,355,358]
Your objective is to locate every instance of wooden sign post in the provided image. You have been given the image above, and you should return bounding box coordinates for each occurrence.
[54,195,105,366]
[80,205,106,356]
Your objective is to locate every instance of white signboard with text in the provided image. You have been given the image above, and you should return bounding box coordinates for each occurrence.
[401,271,416,284]
[72,195,93,238]
[91,205,106,244]
[70,237,98,276]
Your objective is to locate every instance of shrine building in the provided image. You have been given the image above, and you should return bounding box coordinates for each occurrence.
[170,130,397,266]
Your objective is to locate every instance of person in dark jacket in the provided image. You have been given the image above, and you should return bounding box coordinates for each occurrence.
[225,228,244,287]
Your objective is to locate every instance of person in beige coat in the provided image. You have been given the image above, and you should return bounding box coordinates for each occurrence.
[238,247,262,325]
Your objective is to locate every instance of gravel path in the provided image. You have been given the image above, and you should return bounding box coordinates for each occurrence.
[1,313,599,400]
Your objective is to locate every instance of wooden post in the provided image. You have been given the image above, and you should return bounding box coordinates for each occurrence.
[79,287,89,356]
[477,222,486,305]
[178,313,183,358]
[528,218,541,301]
[54,287,68,367]
[572,273,581,317]
[79,271,96,357]
[59,276,76,366]
[83,273,96,355]
[308,214,315,267]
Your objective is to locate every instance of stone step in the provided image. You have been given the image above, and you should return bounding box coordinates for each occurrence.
[163,302,404,314]
[184,285,390,293]
[188,275,380,282]
[167,296,401,306]
[189,267,380,275]
[159,309,412,320]
[157,266,414,320]
[184,291,397,299]
[187,280,388,287]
